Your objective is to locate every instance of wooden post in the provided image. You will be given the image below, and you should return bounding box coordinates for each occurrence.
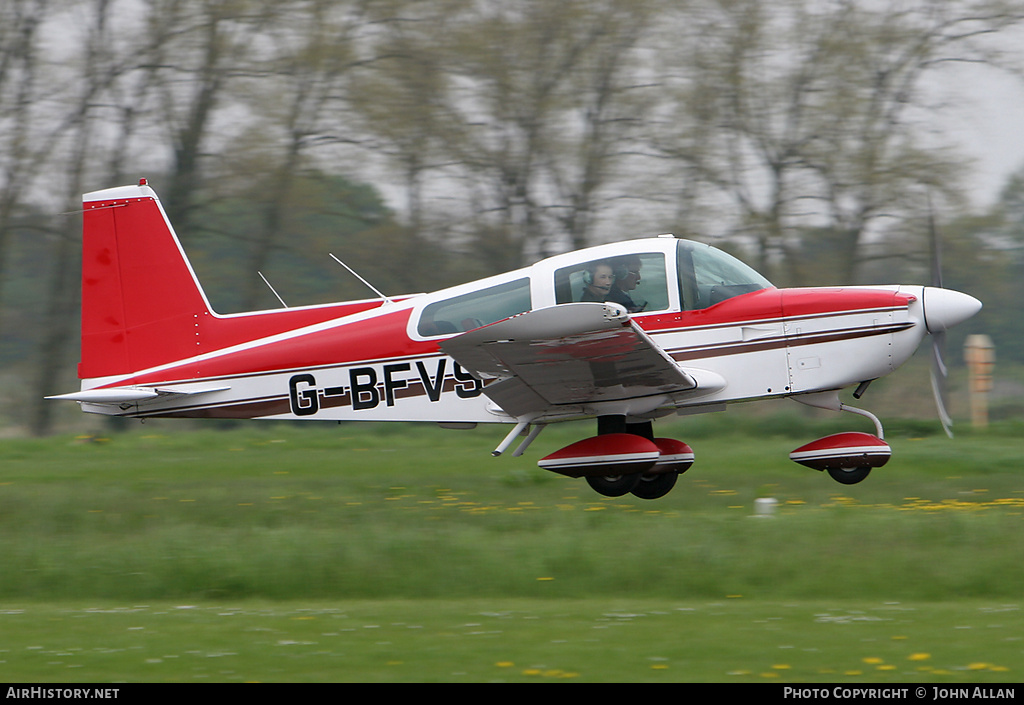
[964,335,994,429]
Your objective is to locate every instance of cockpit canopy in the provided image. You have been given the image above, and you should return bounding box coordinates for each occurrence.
[415,238,773,337]
[553,239,772,312]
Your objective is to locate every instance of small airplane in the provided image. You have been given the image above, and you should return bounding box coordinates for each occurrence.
[50,179,982,499]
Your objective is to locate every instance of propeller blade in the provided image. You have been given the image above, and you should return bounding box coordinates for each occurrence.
[927,197,953,438]
[928,204,943,289]
[930,333,954,439]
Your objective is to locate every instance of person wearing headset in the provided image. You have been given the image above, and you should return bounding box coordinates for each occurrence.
[607,256,645,313]
[580,260,616,302]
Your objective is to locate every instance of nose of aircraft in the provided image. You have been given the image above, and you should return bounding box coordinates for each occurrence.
[922,287,982,334]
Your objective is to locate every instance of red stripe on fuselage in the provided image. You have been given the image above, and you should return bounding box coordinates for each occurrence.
[631,287,913,335]
[95,307,432,387]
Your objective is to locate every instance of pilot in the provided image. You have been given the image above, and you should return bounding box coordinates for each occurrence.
[607,256,644,312]
[580,261,615,302]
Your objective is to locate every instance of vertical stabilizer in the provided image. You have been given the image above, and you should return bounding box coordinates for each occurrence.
[80,181,213,379]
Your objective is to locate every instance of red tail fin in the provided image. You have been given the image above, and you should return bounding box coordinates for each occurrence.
[80,182,213,379]
[80,181,398,381]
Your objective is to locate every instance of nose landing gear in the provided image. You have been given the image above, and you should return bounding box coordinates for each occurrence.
[791,395,891,485]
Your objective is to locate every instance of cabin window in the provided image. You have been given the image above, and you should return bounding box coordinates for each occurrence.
[676,240,772,311]
[554,252,668,314]
[417,278,532,336]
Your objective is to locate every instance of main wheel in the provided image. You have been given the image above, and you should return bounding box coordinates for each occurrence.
[631,471,678,500]
[827,465,871,485]
[586,473,642,497]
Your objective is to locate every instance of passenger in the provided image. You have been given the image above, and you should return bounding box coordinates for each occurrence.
[580,261,615,302]
[607,256,645,312]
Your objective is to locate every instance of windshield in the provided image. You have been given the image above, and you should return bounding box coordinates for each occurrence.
[677,240,772,311]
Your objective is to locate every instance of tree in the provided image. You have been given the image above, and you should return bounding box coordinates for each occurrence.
[944,164,1024,364]
[216,0,373,310]
[654,0,1024,286]
[0,0,52,321]
[351,0,664,272]
[188,171,406,311]
[29,0,142,434]
[131,0,280,230]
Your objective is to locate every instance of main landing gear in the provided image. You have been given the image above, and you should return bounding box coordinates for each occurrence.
[538,416,694,500]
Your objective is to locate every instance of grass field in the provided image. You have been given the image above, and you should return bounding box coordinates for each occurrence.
[0,413,1022,682]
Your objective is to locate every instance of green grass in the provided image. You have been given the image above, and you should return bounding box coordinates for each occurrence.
[0,416,1022,681]
[0,600,1020,683]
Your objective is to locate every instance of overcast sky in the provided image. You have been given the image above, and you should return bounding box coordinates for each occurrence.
[937,47,1024,208]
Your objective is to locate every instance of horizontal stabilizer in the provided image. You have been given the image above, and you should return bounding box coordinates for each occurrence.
[47,385,230,405]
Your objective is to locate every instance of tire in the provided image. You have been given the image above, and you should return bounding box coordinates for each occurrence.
[631,471,678,500]
[586,473,642,497]
[827,465,871,485]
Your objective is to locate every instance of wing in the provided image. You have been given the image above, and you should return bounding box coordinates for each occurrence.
[439,302,698,418]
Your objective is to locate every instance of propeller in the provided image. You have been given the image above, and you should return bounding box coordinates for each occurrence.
[927,201,954,438]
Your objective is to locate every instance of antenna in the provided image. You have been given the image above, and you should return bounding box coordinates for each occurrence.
[329,253,391,303]
[258,271,288,308]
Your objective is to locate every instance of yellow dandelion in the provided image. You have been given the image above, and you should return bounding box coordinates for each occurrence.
[536,576,554,581]
[495,661,515,668]
[908,653,931,661]
[967,662,991,671]
[862,657,884,665]
[773,664,791,670]
[651,664,669,670]
[760,672,779,678]
[877,665,896,671]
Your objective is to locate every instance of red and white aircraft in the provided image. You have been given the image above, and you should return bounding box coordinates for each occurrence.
[50,180,982,499]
